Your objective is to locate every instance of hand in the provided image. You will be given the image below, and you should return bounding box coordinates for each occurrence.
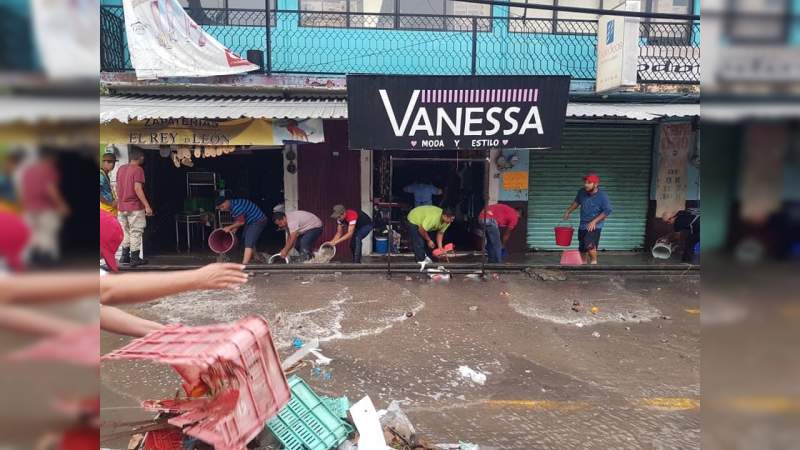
[562,211,571,221]
[279,250,288,259]
[145,207,154,216]
[426,240,435,249]
[587,220,597,232]
[193,263,248,290]
[222,225,234,233]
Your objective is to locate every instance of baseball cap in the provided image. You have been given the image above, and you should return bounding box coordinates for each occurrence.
[584,173,600,184]
[100,211,123,272]
[214,196,227,207]
[331,204,346,218]
[0,211,30,272]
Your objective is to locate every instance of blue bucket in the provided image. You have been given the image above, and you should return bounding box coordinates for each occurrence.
[374,237,389,254]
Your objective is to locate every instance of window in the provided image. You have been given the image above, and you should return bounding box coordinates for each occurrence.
[179,0,275,26]
[298,0,491,30]
[725,0,788,43]
[643,0,695,44]
[509,0,599,34]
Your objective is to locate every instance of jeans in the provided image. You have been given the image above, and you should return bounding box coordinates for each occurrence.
[483,219,503,263]
[295,227,322,261]
[406,221,431,262]
[243,218,268,248]
[350,224,373,263]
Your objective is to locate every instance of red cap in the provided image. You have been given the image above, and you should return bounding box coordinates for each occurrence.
[584,173,600,184]
[100,211,122,272]
[0,211,30,272]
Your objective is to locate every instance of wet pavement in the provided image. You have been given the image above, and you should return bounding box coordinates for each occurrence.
[100,271,700,449]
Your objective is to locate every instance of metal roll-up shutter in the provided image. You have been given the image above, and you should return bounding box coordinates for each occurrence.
[527,124,653,251]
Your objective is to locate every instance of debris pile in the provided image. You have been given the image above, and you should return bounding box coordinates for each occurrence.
[104,316,290,450]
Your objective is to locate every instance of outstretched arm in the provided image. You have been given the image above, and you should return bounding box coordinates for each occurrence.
[100,263,248,305]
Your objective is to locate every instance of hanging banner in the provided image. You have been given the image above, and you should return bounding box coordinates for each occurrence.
[100,118,325,146]
[32,0,99,79]
[122,0,258,80]
[347,75,570,151]
[655,122,692,218]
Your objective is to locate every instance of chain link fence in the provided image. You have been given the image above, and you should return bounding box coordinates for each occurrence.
[100,5,699,84]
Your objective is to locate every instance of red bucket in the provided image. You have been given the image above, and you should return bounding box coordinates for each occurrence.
[208,228,236,254]
[554,225,574,247]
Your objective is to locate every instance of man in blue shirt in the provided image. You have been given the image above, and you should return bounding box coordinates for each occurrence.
[404,179,442,207]
[216,197,268,265]
[562,173,612,265]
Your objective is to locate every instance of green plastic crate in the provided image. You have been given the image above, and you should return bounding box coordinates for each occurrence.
[267,376,353,450]
[321,396,350,420]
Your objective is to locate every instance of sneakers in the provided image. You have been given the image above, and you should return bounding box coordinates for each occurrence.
[418,256,433,271]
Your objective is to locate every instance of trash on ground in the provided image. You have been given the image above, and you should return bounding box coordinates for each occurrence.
[661,315,672,320]
[571,301,582,313]
[103,316,290,450]
[404,276,413,281]
[310,349,332,365]
[293,337,304,349]
[591,331,601,338]
[575,322,585,328]
[349,396,389,449]
[268,375,352,450]
[406,311,415,318]
[469,305,478,312]
[281,338,320,370]
[457,366,487,385]
[528,269,567,281]
[590,306,599,315]
[378,400,416,445]
[427,266,451,281]
[435,443,480,450]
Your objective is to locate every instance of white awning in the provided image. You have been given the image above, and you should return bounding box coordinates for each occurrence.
[565,103,699,121]
[101,94,699,123]
[101,94,347,123]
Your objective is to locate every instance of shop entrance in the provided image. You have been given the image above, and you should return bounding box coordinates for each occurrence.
[373,151,489,256]
[141,147,285,258]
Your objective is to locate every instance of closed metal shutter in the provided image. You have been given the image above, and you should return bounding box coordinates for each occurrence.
[527,124,653,251]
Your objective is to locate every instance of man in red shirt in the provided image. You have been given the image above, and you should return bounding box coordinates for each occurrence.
[115,148,153,267]
[325,204,373,263]
[19,149,70,266]
[478,203,522,263]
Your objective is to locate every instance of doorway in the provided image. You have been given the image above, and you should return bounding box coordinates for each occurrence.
[375,151,489,255]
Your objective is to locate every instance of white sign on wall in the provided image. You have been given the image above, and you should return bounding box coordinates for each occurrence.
[596,1,640,93]
[123,0,259,80]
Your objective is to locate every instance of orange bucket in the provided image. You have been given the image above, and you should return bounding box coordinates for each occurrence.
[554,225,574,246]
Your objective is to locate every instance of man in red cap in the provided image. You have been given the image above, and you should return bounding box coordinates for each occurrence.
[0,210,30,272]
[100,210,123,272]
[562,173,613,264]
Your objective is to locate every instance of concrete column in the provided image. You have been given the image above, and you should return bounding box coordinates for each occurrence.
[360,149,373,255]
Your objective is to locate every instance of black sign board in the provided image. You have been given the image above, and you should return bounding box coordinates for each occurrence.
[347,75,570,151]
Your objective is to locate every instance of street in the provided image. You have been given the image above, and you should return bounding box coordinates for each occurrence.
[101,271,700,449]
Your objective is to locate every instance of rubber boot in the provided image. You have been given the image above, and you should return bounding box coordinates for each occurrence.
[119,247,130,265]
[129,251,148,267]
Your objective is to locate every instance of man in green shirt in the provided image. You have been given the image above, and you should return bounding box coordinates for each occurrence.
[406,205,455,263]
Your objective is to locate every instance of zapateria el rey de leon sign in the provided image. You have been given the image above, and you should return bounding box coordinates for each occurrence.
[347,75,571,151]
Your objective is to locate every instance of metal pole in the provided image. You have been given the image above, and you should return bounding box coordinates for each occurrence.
[387,155,393,276]
[471,16,477,76]
[265,0,272,74]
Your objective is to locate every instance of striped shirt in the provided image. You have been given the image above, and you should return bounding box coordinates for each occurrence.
[230,198,265,224]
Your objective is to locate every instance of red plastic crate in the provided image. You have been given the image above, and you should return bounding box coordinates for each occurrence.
[103,316,290,450]
[142,427,183,450]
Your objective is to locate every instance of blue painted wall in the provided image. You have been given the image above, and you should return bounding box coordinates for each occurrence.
[101,0,701,77]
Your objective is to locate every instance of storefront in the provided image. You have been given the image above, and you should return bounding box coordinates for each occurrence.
[100,93,344,258]
[347,74,571,258]
[522,104,700,252]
